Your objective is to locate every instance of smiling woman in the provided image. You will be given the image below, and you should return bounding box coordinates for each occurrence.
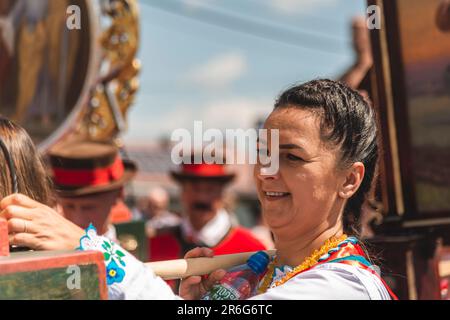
[256,79,378,239]
[1,79,397,300]
[251,80,381,293]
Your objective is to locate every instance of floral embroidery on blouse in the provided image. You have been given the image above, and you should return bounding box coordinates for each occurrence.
[105,259,126,284]
[263,237,359,289]
[78,224,127,285]
[258,256,293,289]
[318,236,358,262]
[272,265,293,284]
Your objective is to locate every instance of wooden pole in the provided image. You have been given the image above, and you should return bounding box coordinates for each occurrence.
[145,250,276,280]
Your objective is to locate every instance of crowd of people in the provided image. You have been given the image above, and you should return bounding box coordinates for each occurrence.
[0,15,400,300]
[0,77,397,300]
[45,136,270,262]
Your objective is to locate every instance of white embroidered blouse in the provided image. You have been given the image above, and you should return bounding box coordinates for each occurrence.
[78,225,391,300]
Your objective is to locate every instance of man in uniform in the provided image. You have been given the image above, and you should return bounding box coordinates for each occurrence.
[148,156,266,262]
[48,140,137,241]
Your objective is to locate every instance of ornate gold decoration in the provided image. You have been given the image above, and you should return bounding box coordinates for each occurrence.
[77,0,140,142]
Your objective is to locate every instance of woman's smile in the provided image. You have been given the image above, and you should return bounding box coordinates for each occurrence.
[263,191,291,201]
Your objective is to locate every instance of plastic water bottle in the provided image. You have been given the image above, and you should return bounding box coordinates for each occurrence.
[202,251,270,300]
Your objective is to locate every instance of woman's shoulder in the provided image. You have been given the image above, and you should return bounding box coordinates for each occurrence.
[294,262,391,300]
[255,262,391,300]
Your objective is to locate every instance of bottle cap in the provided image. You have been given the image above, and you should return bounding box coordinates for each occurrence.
[247,251,270,275]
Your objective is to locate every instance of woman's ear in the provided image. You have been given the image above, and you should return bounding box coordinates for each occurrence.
[338,162,365,199]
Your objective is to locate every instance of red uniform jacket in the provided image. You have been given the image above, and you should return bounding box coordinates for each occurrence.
[148,226,267,262]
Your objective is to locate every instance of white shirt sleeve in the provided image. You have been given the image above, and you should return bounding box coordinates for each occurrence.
[77,225,180,300]
[108,254,181,300]
[250,263,391,300]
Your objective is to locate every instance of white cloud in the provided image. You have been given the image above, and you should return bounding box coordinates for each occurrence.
[168,97,273,132]
[181,0,215,11]
[267,0,338,15]
[199,98,272,130]
[124,97,273,143]
[181,52,247,90]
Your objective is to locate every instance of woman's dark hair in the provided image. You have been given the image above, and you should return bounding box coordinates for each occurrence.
[0,117,54,206]
[274,79,379,235]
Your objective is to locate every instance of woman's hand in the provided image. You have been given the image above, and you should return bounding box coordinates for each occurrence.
[178,247,227,300]
[0,194,85,251]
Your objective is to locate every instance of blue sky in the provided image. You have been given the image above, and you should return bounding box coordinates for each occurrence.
[123,0,367,143]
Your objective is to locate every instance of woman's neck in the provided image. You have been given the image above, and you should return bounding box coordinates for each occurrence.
[274,223,344,267]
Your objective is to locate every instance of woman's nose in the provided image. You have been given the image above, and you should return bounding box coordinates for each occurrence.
[255,165,280,181]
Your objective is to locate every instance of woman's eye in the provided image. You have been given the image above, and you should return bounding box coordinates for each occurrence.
[286,153,304,162]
